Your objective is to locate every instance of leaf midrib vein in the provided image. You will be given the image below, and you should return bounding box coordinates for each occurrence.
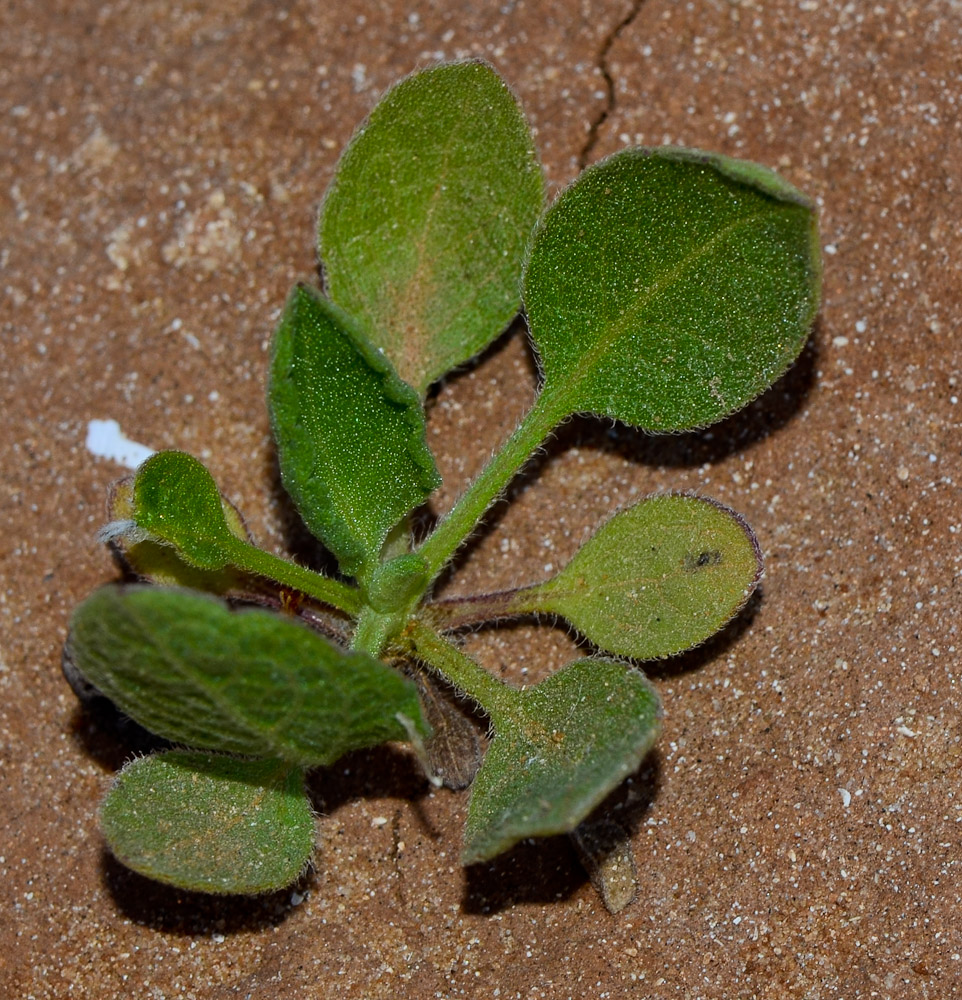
[542,208,772,410]
[125,598,298,760]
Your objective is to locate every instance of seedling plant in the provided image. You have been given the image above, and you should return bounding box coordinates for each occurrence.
[66,61,820,898]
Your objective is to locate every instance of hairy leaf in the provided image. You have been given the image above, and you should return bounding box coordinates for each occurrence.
[319,60,544,394]
[528,494,761,659]
[102,751,313,894]
[463,657,661,864]
[269,284,440,580]
[105,470,256,595]
[524,147,821,431]
[122,451,241,570]
[67,586,427,765]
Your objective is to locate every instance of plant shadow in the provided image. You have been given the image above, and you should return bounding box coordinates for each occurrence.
[101,850,307,934]
[263,448,344,580]
[66,702,170,774]
[460,750,662,914]
[305,743,436,817]
[560,324,819,470]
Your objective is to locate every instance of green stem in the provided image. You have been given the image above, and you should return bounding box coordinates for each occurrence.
[416,388,567,583]
[225,539,361,615]
[350,605,400,657]
[408,619,515,725]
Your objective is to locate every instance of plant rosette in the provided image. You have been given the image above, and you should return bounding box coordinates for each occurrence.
[66,60,820,906]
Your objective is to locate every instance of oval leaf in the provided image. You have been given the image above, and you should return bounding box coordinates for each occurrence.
[524,147,821,431]
[462,657,661,864]
[67,585,427,766]
[124,451,241,570]
[529,494,761,660]
[104,469,257,595]
[319,60,545,394]
[269,284,440,580]
[102,751,314,894]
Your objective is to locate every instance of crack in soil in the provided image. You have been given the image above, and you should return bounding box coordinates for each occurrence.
[578,0,646,170]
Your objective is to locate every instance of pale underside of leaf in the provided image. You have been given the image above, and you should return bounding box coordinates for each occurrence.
[101,751,314,894]
[569,816,639,914]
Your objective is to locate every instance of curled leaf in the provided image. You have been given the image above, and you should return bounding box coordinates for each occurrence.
[109,451,242,570]
[463,657,661,864]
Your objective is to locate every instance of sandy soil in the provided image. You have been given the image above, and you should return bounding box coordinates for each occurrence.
[3,1,961,996]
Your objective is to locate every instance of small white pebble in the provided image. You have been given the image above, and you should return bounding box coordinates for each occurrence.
[838,788,851,808]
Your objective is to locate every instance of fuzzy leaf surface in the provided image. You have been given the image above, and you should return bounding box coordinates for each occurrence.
[107,470,256,595]
[128,451,241,570]
[101,751,313,894]
[529,494,761,660]
[269,284,440,580]
[524,147,821,431]
[463,657,661,863]
[319,60,544,394]
[67,586,427,765]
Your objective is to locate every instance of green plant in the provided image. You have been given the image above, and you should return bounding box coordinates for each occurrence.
[65,61,820,899]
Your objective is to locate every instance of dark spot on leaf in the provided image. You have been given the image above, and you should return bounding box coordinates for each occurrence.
[683,549,723,572]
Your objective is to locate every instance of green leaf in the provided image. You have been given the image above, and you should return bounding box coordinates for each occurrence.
[462,657,661,864]
[104,453,362,615]
[67,586,427,765]
[527,494,762,660]
[104,469,257,595]
[319,60,545,395]
[524,147,821,431]
[101,751,314,894]
[269,284,440,581]
[123,451,242,570]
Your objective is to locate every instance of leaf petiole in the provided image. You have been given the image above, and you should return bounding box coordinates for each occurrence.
[416,387,568,584]
[407,618,514,725]
[220,537,362,616]
[421,587,535,631]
